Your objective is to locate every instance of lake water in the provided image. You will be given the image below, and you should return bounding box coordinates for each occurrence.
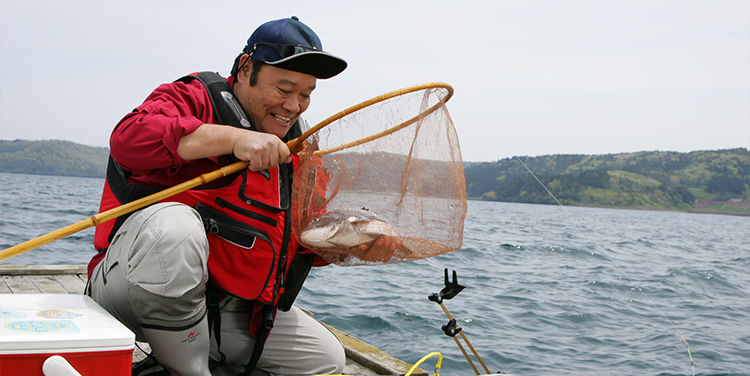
[1,172,748,375]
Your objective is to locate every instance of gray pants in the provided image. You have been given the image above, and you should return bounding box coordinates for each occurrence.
[88,202,345,375]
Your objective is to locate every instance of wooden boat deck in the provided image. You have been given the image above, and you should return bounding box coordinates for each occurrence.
[0,265,425,376]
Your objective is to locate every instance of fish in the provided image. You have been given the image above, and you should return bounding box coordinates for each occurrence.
[300,209,400,248]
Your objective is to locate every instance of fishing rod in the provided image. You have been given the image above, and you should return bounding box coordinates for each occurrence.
[514,156,696,376]
[428,269,491,375]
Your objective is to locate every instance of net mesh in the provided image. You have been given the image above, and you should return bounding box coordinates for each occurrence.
[292,83,466,266]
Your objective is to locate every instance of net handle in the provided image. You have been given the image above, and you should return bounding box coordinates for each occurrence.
[0,162,247,262]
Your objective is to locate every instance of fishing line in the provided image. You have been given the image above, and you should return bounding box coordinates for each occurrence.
[515,156,695,376]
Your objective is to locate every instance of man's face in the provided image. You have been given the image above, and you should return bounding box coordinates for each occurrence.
[236,59,317,139]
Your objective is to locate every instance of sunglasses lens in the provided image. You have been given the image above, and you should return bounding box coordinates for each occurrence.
[280,45,311,58]
[252,43,314,59]
[279,45,295,58]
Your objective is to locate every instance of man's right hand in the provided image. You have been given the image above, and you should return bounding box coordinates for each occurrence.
[233,130,292,171]
[177,124,292,171]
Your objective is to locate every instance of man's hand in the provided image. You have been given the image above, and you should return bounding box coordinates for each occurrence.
[233,131,292,171]
[349,236,401,263]
[178,124,292,171]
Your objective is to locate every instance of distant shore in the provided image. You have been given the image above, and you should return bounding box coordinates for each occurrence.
[3,140,748,217]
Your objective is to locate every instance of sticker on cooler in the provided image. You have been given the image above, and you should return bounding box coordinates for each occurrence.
[4,320,80,334]
[36,309,84,319]
[0,309,27,319]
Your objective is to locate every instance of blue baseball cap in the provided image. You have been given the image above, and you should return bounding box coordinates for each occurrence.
[241,16,347,79]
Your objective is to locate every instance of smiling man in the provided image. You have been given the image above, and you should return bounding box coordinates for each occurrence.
[86,17,347,376]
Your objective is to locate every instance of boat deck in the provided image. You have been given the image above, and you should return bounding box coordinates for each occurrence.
[0,265,425,376]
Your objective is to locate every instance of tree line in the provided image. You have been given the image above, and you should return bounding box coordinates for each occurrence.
[0,140,109,178]
[2,140,748,213]
[465,148,749,211]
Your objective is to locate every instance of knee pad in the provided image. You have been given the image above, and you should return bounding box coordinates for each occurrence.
[129,282,207,330]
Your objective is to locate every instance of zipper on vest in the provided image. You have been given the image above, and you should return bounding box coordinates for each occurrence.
[238,170,288,213]
[204,217,273,250]
[273,165,294,304]
[195,203,274,251]
[215,197,277,226]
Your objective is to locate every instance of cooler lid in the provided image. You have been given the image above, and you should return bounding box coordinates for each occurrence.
[0,294,135,353]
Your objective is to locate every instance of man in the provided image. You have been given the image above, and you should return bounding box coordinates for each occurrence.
[87,16,348,375]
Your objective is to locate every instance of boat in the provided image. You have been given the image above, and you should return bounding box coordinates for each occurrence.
[0,265,426,376]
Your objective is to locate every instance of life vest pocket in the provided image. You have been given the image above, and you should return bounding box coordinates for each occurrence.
[237,167,291,213]
[194,203,273,249]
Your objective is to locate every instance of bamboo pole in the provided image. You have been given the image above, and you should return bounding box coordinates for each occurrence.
[0,161,250,262]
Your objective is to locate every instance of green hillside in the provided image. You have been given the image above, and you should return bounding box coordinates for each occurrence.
[0,140,109,178]
[2,140,748,215]
[465,149,750,215]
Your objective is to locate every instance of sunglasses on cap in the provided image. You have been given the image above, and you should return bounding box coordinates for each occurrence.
[247,42,318,60]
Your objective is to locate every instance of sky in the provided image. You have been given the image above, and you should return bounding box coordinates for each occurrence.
[1,0,749,162]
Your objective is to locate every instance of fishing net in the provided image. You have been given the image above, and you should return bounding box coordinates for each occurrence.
[291,83,466,266]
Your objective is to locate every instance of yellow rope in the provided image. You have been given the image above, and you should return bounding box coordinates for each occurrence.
[405,352,443,376]
[317,351,443,376]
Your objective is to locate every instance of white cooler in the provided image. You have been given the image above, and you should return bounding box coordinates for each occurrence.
[0,294,134,376]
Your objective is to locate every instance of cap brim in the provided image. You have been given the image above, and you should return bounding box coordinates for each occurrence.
[267,51,347,79]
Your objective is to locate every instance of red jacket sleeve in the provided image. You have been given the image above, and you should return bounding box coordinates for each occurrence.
[110,79,212,174]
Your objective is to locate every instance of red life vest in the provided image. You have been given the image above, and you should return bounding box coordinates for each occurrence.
[89,72,306,306]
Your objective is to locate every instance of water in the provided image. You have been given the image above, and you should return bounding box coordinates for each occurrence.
[1,172,748,375]
[0,173,103,266]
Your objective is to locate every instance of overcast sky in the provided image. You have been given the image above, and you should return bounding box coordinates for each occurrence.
[1,0,748,162]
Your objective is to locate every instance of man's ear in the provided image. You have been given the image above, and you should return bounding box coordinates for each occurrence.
[237,54,252,79]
